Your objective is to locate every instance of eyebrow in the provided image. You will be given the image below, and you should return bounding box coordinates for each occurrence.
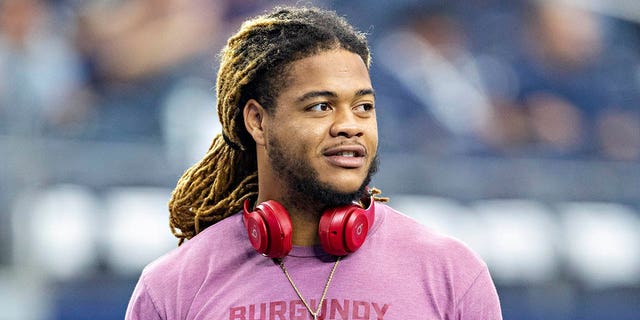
[296,88,375,102]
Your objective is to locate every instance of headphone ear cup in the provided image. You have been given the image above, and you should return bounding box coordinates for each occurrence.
[318,205,370,256]
[243,200,293,258]
[243,202,269,254]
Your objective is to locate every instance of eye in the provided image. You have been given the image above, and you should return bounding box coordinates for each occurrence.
[354,103,375,113]
[307,102,332,112]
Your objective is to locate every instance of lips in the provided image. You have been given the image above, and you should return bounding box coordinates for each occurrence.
[323,144,367,168]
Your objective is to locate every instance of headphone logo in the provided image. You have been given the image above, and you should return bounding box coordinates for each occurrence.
[251,227,258,239]
[356,223,364,236]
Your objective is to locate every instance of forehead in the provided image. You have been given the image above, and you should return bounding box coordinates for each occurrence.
[278,49,372,100]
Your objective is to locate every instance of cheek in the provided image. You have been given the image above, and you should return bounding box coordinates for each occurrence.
[366,121,379,146]
[290,122,326,143]
[270,124,316,155]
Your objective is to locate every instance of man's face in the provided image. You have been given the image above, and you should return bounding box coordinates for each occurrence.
[263,48,378,207]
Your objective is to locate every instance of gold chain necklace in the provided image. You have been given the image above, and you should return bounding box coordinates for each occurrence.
[278,257,341,320]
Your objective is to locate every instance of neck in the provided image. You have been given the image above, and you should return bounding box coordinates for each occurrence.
[256,157,324,246]
[254,193,322,247]
[287,206,321,247]
[255,183,322,248]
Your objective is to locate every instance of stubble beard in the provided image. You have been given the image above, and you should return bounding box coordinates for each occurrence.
[267,136,379,215]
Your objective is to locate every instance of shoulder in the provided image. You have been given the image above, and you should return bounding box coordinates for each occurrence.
[371,203,502,318]
[138,213,249,291]
[376,203,484,263]
[127,214,252,319]
[372,203,489,280]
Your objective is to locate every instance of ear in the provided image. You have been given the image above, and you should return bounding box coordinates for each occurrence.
[243,99,267,146]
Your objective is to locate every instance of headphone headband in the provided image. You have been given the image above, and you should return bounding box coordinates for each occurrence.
[360,195,375,227]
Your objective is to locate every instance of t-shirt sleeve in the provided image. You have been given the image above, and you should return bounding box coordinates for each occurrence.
[455,265,503,320]
[125,275,163,320]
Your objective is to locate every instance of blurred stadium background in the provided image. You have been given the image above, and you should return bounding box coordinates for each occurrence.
[0,0,639,319]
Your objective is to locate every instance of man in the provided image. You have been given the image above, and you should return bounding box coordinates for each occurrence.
[126,6,502,319]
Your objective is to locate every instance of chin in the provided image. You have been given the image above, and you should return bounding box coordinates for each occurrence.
[321,157,378,196]
[321,174,366,193]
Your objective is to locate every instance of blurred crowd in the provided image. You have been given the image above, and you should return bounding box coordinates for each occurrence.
[367,0,640,161]
[0,0,238,161]
[0,0,638,162]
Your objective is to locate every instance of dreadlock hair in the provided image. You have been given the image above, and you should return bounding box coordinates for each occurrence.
[168,6,380,244]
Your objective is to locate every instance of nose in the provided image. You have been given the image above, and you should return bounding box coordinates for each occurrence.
[330,108,364,138]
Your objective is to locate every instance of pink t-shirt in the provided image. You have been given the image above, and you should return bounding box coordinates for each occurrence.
[126,203,502,319]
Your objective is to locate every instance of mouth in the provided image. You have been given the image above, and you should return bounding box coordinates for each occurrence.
[322,144,367,168]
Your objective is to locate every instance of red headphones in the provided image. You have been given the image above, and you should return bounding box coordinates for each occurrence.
[243,196,375,258]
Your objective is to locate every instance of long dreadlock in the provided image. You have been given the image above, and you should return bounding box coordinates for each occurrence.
[168,6,386,244]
